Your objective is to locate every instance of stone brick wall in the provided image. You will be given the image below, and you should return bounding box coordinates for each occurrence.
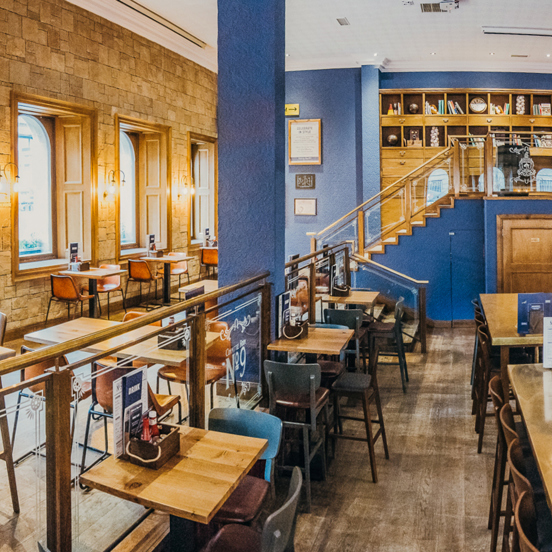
[0,0,217,334]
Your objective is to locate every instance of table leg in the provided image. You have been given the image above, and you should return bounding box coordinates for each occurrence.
[500,346,510,402]
[88,279,97,318]
[170,515,198,552]
[163,262,171,305]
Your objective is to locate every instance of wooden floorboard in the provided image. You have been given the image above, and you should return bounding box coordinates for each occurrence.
[0,326,495,551]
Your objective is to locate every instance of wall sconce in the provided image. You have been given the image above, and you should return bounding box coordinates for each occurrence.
[0,162,20,202]
[177,173,195,201]
[104,169,125,200]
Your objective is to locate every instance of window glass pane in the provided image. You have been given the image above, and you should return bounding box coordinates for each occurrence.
[18,114,52,257]
[537,168,552,192]
[120,132,136,245]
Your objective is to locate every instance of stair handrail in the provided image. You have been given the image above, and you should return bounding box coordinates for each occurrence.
[352,255,429,285]
[314,145,454,239]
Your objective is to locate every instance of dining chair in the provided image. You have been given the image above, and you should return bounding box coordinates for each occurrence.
[201,248,218,279]
[156,320,229,416]
[167,252,190,300]
[470,298,482,387]
[323,308,367,372]
[89,264,127,319]
[330,344,389,483]
[202,466,302,552]
[0,311,7,345]
[125,259,163,310]
[365,298,409,392]
[208,408,282,524]
[45,274,94,324]
[264,360,330,512]
[309,323,348,387]
[515,492,540,552]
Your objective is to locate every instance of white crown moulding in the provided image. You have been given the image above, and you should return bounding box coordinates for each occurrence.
[66,0,218,73]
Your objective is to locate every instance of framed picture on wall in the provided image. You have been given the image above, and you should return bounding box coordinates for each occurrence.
[294,198,317,216]
[288,119,322,165]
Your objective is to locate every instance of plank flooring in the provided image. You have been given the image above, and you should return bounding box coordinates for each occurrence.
[0,326,496,551]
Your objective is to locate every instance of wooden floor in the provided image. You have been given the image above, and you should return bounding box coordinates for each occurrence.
[0,326,496,551]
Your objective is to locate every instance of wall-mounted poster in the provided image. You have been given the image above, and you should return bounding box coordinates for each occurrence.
[295,174,315,189]
[289,119,321,165]
[294,198,317,216]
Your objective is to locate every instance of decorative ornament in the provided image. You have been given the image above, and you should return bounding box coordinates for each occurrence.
[516,95,526,115]
[510,146,535,186]
[408,103,419,114]
[387,134,398,146]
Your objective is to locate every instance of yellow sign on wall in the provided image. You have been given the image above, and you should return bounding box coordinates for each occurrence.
[285,104,300,116]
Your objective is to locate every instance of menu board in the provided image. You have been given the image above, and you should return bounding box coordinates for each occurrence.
[289,119,321,165]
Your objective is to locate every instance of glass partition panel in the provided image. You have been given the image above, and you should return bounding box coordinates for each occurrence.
[459,140,485,193]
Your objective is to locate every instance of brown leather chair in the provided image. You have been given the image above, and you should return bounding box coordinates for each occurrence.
[45,274,94,323]
[0,311,6,345]
[156,320,228,415]
[167,252,190,300]
[125,259,163,309]
[201,247,218,278]
[515,492,540,552]
[87,264,126,319]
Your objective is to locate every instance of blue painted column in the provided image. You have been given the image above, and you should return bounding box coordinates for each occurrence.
[217,0,286,296]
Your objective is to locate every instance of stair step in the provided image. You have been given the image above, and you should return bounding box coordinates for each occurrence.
[368,245,384,253]
[425,212,439,217]
[383,238,397,244]
[396,229,408,234]
[411,221,424,226]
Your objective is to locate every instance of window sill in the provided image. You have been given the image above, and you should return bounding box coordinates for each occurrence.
[20,258,68,271]
[14,258,75,282]
[119,247,147,261]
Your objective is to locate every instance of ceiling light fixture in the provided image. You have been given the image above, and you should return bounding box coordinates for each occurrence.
[285,53,290,57]
[548,54,551,58]
[482,26,552,37]
[374,53,378,56]
[430,52,437,55]
[490,52,495,56]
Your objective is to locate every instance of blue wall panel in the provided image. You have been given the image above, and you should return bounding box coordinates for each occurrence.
[484,199,552,293]
[218,0,286,294]
[285,69,361,259]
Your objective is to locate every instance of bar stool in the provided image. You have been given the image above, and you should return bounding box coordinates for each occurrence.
[264,360,330,512]
[515,492,540,552]
[309,323,348,387]
[323,309,367,372]
[201,248,218,279]
[90,264,127,319]
[45,274,94,323]
[330,345,389,483]
[167,252,190,300]
[125,259,163,310]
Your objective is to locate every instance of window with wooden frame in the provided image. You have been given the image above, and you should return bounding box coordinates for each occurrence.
[187,132,217,244]
[11,92,96,279]
[115,115,172,261]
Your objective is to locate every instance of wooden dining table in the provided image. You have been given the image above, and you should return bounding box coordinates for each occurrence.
[508,363,552,511]
[59,267,127,318]
[0,347,16,362]
[24,318,219,367]
[480,293,543,400]
[141,255,194,306]
[320,290,379,309]
[80,426,267,552]
[268,326,354,357]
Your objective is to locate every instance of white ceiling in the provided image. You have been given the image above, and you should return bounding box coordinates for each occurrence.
[69,0,552,74]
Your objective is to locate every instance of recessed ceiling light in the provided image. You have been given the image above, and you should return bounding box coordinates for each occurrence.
[548,54,551,58]
[285,53,290,57]
[374,53,378,56]
[490,52,495,56]
[430,52,436,55]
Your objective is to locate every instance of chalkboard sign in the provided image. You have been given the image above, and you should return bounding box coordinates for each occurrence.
[295,174,315,189]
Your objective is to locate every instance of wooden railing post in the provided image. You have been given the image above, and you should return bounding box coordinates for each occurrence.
[418,286,427,354]
[189,313,206,428]
[344,246,352,287]
[485,134,494,196]
[357,210,365,257]
[307,233,317,253]
[260,282,272,401]
[404,180,412,234]
[308,261,316,325]
[46,368,72,552]
[453,140,461,198]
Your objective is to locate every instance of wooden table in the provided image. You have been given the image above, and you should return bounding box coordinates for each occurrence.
[320,290,379,309]
[80,427,267,551]
[59,267,127,318]
[268,326,354,357]
[508,363,552,511]
[0,347,16,362]
[480,293,543,399]
[141,255,193,306]
[178,279,218,295]
[24,318,218,368]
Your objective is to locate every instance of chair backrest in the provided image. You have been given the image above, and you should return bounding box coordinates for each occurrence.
[99,264,121,287]
[476,324,492,371]
[515,491,540,552]
[208,408,282,481]
[168,252,188,271]
[499,403,518,448]
[51,274,79,301]
[264,360,321,398]
[128,259,153,281]
[202,248,218,266]
[206,320,230,363]
[261,466,302,552]
[393,297,405,334]
[92,360,135,412]
[20,345,69,392]
[122,311,162,327]
[508,438,533,502]
[489,376,505,443]
[0,311,6,346]
[323,308,363,331]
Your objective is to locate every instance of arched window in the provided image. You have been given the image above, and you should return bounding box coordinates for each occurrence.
[536,168,552,192]
[478,168,505,192]
[427,169,449,203]
[120,132,137,246]
[18,114,53,257]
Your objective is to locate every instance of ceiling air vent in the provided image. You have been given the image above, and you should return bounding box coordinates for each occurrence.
[420,1,459,13]
[337,17,350,26]
[511,54,529,58]
[421,3,443,12]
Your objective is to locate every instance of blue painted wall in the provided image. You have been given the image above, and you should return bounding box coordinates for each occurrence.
[285,68,361,258]
[218,0,286,294]
[484,199,552,293]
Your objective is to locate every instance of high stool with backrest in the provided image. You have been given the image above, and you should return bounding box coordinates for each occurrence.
[309,323,348,387]
[45,274,94,323]
[0,311,6,345]
[208,408,282,525]
[366,298,409,392]
[515,492,540,552]
[264,360,330,513]
[330,344,389,483]
[470,298,482,387]
[167,252,190,300]
[125,259,163,310]
[86,264,126,319]
[201,248,218,279]
[202,466,302,552]
[323,309,367,372]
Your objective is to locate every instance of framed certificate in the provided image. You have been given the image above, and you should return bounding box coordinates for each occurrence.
[294,198,317,216]
[288,119,321,165]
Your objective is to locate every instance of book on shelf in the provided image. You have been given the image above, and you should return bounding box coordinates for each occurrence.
[504,103,510,115]
[542,103,551,116]
[455,101,464,114]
